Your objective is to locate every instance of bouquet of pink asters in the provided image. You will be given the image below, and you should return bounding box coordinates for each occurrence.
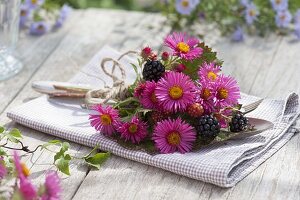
[89,32,250,154]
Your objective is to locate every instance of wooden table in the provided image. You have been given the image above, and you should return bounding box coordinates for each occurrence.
[1,9,300,200]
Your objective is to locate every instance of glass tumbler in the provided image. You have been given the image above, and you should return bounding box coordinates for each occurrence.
[0,0,22,81]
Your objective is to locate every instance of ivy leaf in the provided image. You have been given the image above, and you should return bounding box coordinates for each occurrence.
[55,156,70,175]
[0,148,6,156]
[0,126,4,133]
[42,140,61,148]
[61,142,70,152]
[84,152,110,169]
[9,128,22,139]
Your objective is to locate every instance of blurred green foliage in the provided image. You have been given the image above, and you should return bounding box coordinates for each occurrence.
[51,0,157,10]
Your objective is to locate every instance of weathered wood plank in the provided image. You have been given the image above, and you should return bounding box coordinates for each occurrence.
[2,8,299,200]
[0,11,84,115]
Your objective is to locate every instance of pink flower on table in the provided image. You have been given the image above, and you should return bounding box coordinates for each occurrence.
[117,116,148,144]
[0,157,7,179]
[213,75,241,108]
[134,82,146,99]
[41,171,61,200]
[19,176,38,200]
[156,71,196,113]
[195,80,215,113]
[153,118,196,154]
[164,32,203,60]
[13,152,37,200]
[198,62,221,82]
[13,151,30,178]
[89,105,120,136]
[140,81,159,110]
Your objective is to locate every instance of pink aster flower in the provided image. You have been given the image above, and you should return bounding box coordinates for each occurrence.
[164,32,203,60]
[19,176,37,200]
[0,157,7,179]
[89,105,120,136]
[117,116,148,143]
[195,80,215,113]
[13,152,37,200]
[153,118,196,154]
[41,171,61,200]
[156,71,196,112]
[134,82,146,99]
[140,81,159,109]
[198,62,221,82]
[213,75,241,108]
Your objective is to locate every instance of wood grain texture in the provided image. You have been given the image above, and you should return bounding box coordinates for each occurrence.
[1,9,299,200]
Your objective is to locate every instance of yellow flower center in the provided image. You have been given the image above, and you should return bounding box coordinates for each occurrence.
[37,24,44,31]
[280,15,286,21]
[275,0,281,4]
[20,10,27,16]
[249,9,256,17]
[181,0,189,7]
[167,131,181,146]
[169,86,183,100]
[128,124,138,134]
[177,42,190,53]
[21,163,30,177]
[151,92,157,103]
[217,88,229,99]
[201,88,211,100]
[31,0,37,4]
[207,71,217,81]
[100,114,112,125]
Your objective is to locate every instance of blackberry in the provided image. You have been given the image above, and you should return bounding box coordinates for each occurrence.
[229,112,249,132]
[195,115,220,140]
[142,60,165,82]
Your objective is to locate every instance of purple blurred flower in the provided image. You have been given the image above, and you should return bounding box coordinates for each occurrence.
[275,10,292,28]
[240,0,249,7]
[25,0,44,9]
[29,21,49,36]
[175,0,200,15]
[54,4,72,29]
[231,27,244,42]
[245,3,259,25]
[294,9,300,24]
[20,4,31,28]
[270,0,288,11]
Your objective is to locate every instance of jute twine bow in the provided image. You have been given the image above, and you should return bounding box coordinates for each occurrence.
[84,51,137,106]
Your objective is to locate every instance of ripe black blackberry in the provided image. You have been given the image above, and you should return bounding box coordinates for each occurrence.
[195,115,220,140]
[229,112,249,132]
[142,60,165,82]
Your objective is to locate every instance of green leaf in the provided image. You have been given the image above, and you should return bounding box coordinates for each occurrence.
[83,145,99,159]
[0,126,4,133]
[54,149,64,162]
[8,128,22,139]
[84,152,110,169]
[130,63,139,76]
[0,148,7,156]
[6,135,19,143]
[42,140,61,148]
[64,154,72,161]
[55,156,70,175]
[61,142,70,151]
